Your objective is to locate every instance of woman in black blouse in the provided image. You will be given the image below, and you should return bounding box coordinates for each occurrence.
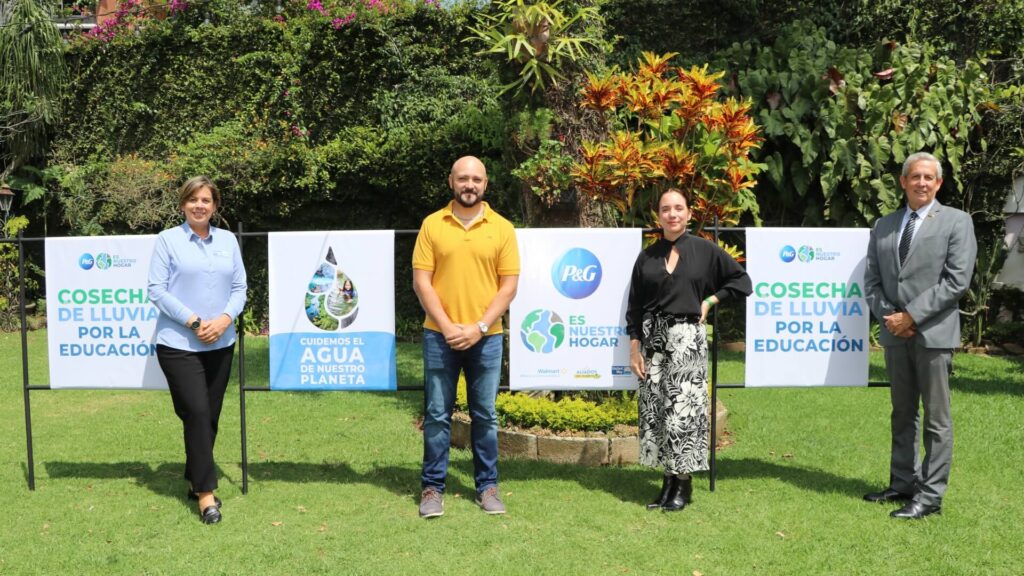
[626,189,751,511]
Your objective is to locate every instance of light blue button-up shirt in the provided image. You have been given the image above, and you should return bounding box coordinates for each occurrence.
[148,222,247,351]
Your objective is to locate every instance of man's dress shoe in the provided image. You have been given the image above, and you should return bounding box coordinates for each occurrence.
[863,487,913,503]
[891,501,941,519]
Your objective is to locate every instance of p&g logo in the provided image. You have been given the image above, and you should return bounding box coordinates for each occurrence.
[79,253,95,270]
[779,245,796,263]
[551,248,602,299]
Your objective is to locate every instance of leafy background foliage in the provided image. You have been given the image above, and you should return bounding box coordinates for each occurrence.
[49,1,514,330]
[1,0,1020,343]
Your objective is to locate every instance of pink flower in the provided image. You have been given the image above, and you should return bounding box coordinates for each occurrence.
[331,12,356,29]
[306,0,327,15]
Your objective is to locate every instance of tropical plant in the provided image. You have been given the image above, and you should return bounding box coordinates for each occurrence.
[510,137,575,205]
[572,52,764,236]
[0,0,68,180]
[0,213,33,330]
[962,232,1009,347]
[718,20,990,227]
[466,0,608,95]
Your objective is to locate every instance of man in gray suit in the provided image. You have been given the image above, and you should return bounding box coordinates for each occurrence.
[863,151,977,519]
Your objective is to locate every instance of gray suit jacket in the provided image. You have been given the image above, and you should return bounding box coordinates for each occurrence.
[864,200,977,348]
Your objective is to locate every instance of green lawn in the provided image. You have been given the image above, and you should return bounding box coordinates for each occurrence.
[1,329,1022,575]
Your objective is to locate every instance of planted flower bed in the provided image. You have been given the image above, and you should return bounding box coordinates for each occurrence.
[451,383,728,466]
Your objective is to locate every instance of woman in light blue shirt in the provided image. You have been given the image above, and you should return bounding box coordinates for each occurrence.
[148,176,246,525]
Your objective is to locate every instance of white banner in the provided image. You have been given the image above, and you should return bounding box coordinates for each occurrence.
[268,231,396,390]
[45,236,167,389]
[744,228,870,387]
[510,228,641,390]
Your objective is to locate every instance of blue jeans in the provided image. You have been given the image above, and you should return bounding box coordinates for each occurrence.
[421,329,503,494]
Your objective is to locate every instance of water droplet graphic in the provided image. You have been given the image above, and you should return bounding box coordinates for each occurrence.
[304,247,358,330]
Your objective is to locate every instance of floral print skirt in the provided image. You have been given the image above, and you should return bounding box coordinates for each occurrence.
[638,314,709,475]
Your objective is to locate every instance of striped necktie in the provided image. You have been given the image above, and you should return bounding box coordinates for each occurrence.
[899,211,918,265]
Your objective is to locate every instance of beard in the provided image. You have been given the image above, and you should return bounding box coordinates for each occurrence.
[454,190,482,208]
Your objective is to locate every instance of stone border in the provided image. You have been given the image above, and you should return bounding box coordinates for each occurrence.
[450,400,728,467]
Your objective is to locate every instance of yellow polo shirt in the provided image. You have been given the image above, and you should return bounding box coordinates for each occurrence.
[412,201,519,335]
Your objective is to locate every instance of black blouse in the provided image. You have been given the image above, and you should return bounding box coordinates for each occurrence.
[625,233,753,339]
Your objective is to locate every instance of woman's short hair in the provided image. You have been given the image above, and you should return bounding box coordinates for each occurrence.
[177,176,220,209]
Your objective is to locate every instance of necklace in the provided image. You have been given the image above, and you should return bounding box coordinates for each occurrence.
[455,211,482,228]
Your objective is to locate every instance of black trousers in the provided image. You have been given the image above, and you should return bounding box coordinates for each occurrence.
[156,344,235,493]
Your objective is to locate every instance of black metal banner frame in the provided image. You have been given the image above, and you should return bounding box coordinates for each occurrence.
[6,225,888,494]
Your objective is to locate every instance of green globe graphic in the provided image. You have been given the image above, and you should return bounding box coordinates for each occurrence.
[520,309,565,353]
[797,245,815,262]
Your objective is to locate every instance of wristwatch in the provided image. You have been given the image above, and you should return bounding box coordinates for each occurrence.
[476,321,489,335]
[189,317,202,331]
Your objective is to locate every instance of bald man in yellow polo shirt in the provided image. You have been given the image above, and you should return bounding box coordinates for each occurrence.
[412,156,519,518]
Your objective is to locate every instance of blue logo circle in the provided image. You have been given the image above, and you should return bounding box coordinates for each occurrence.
[797,245,815,263]
[551,248,602,299]
[779,245,796,263]
[79,253,95,270]
[95,253,112,270]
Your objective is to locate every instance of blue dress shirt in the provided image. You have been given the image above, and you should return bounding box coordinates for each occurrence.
[148,222,247,351]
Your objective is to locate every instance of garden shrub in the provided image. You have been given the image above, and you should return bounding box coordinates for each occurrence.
[495,392,637,433]
[456,373,637,433]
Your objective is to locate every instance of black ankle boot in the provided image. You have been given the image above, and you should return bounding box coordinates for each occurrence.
[681,476,693,504]
[646,475,676,510]
[662,476,689,512]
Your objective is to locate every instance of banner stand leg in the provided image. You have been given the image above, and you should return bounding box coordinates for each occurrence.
[709,217,720,493]
[710,310,719,493]
[237,222,249,495]
[18,233,35,490]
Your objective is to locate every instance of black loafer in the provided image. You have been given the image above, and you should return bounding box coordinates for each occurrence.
[188,492,222,508]
[863,487,913,503]
[891,501,941,519]
[200,505,222,525]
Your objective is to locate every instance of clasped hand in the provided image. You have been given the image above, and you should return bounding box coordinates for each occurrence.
[196,315,232,345]
[444,324,482,351]
[883,311,917,338]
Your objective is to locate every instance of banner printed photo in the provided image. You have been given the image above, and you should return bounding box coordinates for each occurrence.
[268,231,396,390]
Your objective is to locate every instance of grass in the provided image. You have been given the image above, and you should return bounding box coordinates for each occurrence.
[1,329,1022,575]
